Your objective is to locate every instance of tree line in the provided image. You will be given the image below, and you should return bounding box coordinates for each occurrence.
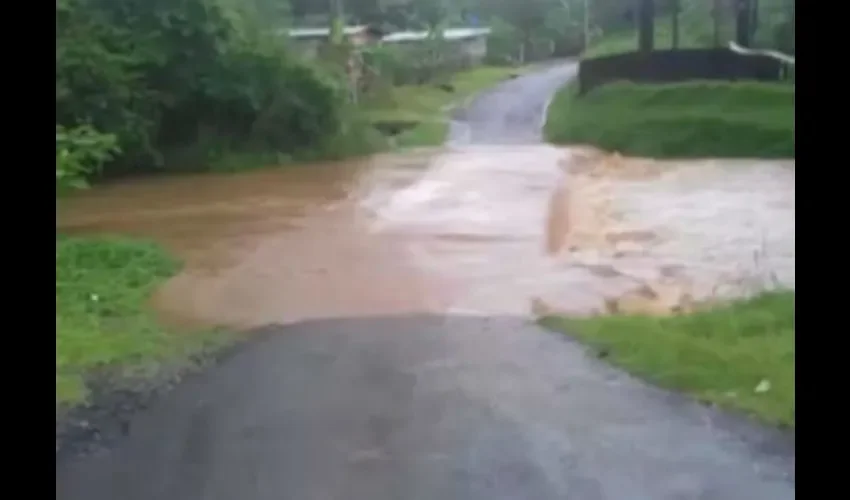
[56,0,353,191]
[56,0,795,192]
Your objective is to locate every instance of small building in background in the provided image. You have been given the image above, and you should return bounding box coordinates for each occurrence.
[381,27,492,65]
[286,25,383,58]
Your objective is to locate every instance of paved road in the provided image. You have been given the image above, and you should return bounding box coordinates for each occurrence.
[449,61,578,145]
[56,65,795,500]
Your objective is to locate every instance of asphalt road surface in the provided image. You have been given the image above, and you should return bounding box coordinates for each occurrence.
[56,64,795,500]
[448,61,577,145]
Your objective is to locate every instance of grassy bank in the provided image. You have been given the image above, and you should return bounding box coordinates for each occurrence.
[56,236,231,410]
[544,81,794,158]
[540,291,795,428]
[363,65,525,147]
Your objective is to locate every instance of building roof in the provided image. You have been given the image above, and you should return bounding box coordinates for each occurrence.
[287,25,373,39]
[382,27,491,43]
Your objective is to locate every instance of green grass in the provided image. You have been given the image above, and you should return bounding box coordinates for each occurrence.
[363,65,526,147]
[544,81,794,158]
[56,236,232,409]
[540,291,795,428]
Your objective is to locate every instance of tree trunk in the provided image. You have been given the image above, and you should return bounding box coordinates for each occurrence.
[751,0,760,42]
[789,0,795,53]
[671,0,680,49]
[712,0,721,46]
[329,0,345,44]
[736,0,752,47]
[638,0,655,53]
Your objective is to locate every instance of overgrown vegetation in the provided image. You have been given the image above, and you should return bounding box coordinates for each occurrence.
[56,125,121,194]
[545,81,794,158]
[55,0,377,181]
[56,236,231,409]
[540,290,795,427]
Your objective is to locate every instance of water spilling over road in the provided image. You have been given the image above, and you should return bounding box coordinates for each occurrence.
[57,63,794,329]
[56,63,796,500]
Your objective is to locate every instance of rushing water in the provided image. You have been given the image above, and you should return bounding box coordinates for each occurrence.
[57,143,795,329]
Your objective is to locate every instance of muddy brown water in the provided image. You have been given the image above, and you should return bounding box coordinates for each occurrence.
[57,145,795,330]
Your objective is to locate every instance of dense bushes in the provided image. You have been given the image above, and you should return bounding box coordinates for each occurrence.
[56,0,350,181]
[56,125,121,194]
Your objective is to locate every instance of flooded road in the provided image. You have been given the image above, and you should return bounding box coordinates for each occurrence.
[57,63,796,500]
[57,64,794,329]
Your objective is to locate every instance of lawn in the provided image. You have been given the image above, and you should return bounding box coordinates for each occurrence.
[56,236,231,410]
[362,65,525,147]
[540,291,795,428]
[544,81,794,158]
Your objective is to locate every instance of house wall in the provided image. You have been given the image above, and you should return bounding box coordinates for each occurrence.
[290,30,379,60]
[461,36,488,63]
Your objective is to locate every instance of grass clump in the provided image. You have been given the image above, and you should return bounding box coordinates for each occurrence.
[544,81,794,158]
[540,290,795,428]
[364,65,524,147]
[56,236,231,410]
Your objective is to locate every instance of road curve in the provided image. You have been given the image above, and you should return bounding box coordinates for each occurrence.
[56,65,795,500]
[449,61,578,145]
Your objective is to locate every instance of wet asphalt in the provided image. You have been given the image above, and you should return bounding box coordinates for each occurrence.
[55,63,795,500]
[449,61,577,145]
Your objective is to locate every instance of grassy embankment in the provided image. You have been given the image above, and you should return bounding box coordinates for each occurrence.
[544,81,794,158]
[56,236,231,411]
[541,50,795,428]
[540,292,795,428]
[363,65,524,148]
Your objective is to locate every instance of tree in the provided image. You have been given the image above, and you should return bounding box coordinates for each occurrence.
[638,0,655,52]
[670,0,680,49]
[712,0,721,46]
[736,0,752,46]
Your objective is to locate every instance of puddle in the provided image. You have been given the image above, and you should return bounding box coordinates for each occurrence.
[57,145,795,329]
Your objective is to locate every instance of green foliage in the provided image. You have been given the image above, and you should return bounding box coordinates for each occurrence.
[584,0,795,58]
[481,0,585,61]
[56,0,348,178]
[545,81,795,158]
[56,125,120,194]
[484,18,522,65]
[56,236,231,407]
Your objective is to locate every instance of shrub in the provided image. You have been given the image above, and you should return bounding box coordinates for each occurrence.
[56,0,347,176]
[56,125,120,194]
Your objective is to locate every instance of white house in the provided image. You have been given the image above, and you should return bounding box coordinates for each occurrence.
[286,25,383,58]
[381,27,492,65]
